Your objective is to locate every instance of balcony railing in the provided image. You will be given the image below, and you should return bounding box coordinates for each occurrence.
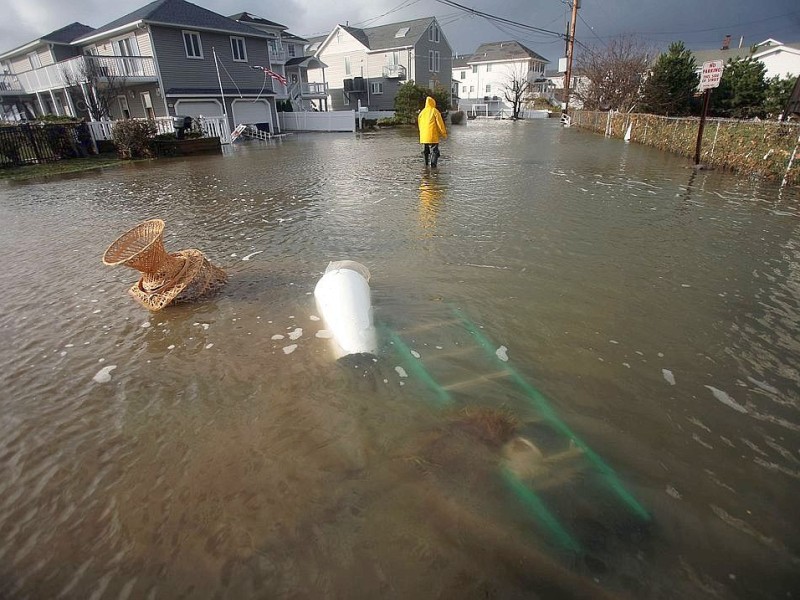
[269,49,288,63]
[0,74,24,94]
[300,82,328,97]
[382,64,407,79]
[10,55,157,94]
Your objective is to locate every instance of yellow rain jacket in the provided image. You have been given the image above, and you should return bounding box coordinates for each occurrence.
[418,96,447,144]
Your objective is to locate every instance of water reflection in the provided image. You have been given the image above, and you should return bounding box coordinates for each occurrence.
[1,121,799,599]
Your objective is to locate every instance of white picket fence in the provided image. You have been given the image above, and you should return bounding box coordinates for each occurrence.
[86,115,231,145]
[278,110,355,133]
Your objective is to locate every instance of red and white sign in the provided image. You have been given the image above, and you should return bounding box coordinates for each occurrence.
[699,60,724,90]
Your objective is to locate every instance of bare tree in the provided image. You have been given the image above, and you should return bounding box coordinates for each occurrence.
[62,57,128,120]
[574,36,651,113]
[501,63,533,119]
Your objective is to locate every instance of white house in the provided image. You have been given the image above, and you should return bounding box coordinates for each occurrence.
[692,38,800,79]
[454,41,548,116]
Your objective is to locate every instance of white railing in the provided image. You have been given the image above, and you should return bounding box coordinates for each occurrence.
[269,49,288,63]
[300,82,328,97]
[13,55,156,94]
[86,115,232,145]
[0,74,24,93]
[382,64,406,79]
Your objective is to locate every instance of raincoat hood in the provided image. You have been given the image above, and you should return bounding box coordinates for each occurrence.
[418,96,447,144]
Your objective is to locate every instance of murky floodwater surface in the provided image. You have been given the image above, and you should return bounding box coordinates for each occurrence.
[1,121,799,599]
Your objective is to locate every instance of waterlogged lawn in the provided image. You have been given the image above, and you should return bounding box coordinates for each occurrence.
[0,156,139,181]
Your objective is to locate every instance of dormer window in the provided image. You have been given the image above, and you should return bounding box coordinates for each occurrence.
[395,27,410,38]
[231,37,247,62]
[182,30,203,59]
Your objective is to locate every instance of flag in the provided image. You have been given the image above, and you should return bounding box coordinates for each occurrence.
[253,65,287,86]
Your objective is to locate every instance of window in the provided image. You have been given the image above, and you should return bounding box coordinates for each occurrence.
[342,91,349,105]
[388,51,400,66]
[485,84,491,93]
[230,37,247,62]
[182,31,203,59]
[288,44,296,58]
[469,85,474,92]
[428,50,434,72]
[486,64,492,72]
[395,27,410,38]
[460,70,466,80]
[428,23,439,43]
[461,85,466,93]
[370,82,383,94]
[345,56,351,75]
[117,96,130,119]
[141,91,155,119]
[472,65,477,74]
[27,52,41,69]
[434,51,440,73]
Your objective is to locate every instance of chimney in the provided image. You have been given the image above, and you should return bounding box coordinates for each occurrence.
[721,35,731,50]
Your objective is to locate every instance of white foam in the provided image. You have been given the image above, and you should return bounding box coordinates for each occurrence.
[410,350,421,359]
[283,344,297,355]
[316,330,333,338]
[496,346,509,362]
[271,334,285,340]
[167,345,175,350]
[705,385,748,414]
[205,343,214,349]
[395,366,408,378]
[242,251,263,261]
[662,369,676,385]
[665,485,682,499]
[93,365,117,383]
[141,322,151,328]
[309,315,320,321]
[747,377,779,395]
[288,328,303,340]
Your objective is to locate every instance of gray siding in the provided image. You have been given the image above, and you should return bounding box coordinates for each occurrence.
[150,25,273,93]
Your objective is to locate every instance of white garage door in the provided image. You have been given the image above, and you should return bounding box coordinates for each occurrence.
[232,100,270,127]
[174,100,222,118]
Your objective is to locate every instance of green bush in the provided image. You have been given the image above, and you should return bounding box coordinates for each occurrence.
[111,119,157,159]
[377,117,403,127]
[394,81,452,124]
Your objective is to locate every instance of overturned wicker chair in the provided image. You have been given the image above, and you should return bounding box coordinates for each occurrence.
[103,219,227,311]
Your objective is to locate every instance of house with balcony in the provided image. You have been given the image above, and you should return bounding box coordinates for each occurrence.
[307,17,453,112]
[229,13,329,111]
[455,41,549,116]
[1,22,95,121]
[0,0,295,137]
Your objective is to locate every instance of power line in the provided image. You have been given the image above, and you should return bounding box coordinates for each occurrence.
[433,0,565,39]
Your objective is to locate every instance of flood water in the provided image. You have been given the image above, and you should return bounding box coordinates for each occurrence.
[1,120,799,599]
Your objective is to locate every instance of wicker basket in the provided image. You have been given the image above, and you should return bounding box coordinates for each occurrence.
[103,219,227,311]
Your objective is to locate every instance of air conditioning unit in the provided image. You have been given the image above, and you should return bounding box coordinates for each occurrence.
[343,78,353,91]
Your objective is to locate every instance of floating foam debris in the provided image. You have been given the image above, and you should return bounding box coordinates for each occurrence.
[283,344,297,355]
[271,334,285,340]
[93,310,101,314]
[316,330,333,339]
[205,343,214,349]
[665,485,682,499]
[609,340,619,344]
[435,345,443,350]
[622,362,631,368]
[410,350,421,359]
[242,251,263,261]
[657,352,664,358]
[496,346,509,361]
[168,345,175,350]
[93,365,117,383]
[65,344,74,348]
[288,328,303,341]
[60,351,67,357]
[309,315,320,321]
[141,322,151,328]
[681,284,691,288]
[395,366,408,378]
[747,377,779,395]
[662,369,676,385]
[705,385,748,414]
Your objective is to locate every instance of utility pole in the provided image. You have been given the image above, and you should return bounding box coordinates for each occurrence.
[562,0,579,117]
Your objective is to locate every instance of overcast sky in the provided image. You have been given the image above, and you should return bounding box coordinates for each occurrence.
[1,0,798,63]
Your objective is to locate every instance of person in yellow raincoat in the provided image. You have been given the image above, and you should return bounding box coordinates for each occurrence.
[418,96,447,167]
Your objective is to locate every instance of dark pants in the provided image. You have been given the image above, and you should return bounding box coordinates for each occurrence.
[423,143,440,166]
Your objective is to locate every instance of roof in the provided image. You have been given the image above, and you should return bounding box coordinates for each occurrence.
[0,22,94,60]
[285,56,327,68]
[453,54,470,69]
[73,0,268,44]
[317,17,437,55]
[281,32,308,43]
[690,38,800,65]
[467,41,548,64]
[227,12,286,29]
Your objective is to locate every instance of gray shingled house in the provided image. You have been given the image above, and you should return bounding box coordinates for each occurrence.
[308,17,453,112]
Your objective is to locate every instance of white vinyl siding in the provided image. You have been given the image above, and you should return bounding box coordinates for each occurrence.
[182,30,203,59]
[230,37,247,62]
